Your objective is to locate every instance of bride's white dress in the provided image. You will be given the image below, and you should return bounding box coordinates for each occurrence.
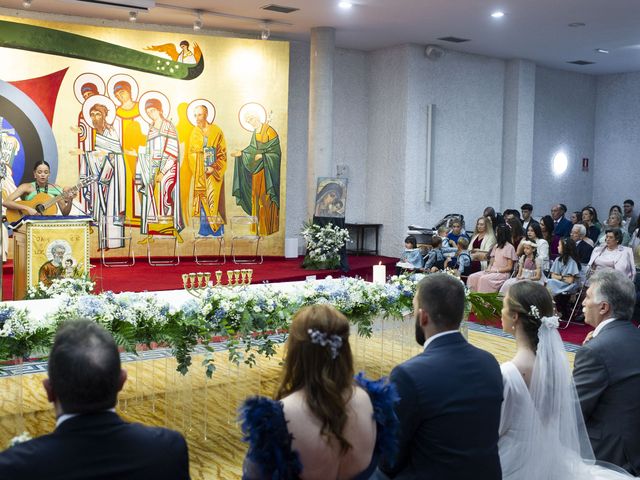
[498,321,635,480]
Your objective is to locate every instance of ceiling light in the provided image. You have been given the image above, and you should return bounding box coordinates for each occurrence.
[22,0,32,7]
[595,48,609,54]
[568,22,586,28]
[128,11,138,22]
[491,11,504,18]
[193,11,202,31]
[261,22,270,40]
[338,2,353,9]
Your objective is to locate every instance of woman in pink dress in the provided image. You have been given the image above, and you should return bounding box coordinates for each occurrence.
[467,224,517,293]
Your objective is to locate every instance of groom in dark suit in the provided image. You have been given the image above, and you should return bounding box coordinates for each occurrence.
[574,268,640,475]
[0,320,191,480]
[375,273,503,479]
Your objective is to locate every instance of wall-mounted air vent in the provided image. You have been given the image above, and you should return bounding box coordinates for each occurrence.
[567,60,595,65]
[437,36,470,43]
[261,4,300,13]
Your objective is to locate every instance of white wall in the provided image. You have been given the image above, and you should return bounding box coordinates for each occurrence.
[532,67,596,217]
[593,72,640,214]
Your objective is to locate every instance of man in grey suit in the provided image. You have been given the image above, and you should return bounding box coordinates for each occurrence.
[574,268,640,475]
[375,273,503,479]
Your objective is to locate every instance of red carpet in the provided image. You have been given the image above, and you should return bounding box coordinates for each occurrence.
[469,313,592,346]
[2,255,399,299]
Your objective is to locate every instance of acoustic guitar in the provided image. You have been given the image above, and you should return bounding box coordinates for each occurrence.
[6,176,98,223]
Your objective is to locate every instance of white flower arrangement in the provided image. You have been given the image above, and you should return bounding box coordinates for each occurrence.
[301,221,351,269]
[0,275,502,375]
[26,276,95,300]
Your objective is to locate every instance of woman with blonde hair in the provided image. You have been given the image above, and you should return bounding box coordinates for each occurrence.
[469,216,497,273]
[239,304,398,479]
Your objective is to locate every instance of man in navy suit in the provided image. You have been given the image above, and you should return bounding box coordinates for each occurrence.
[0,320,190,480]
[375,273,503,480]
[574,269,640,474]
[551,203,572,238]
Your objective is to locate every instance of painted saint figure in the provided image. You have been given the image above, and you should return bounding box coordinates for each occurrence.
[177,40,196,64]
[137,96,183,236]
[38,241,68,286]
[187,102,227,236]
[83,97,126,249]
[109,76,145,224]
[232,104,281,236]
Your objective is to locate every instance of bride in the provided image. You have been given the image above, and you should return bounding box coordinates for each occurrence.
[498,281,633,479]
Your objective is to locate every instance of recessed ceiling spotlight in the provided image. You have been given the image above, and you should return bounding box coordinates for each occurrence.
[193,11,203,31]
[491,11,504,18]
[568,22,586,27]
[22,0,32,7]
[338,2,353,9]
[128,11,138,22]
[595,48,609,54]
[261,22,271,40]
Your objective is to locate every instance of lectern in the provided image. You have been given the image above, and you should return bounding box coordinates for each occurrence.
[12,216,91,300]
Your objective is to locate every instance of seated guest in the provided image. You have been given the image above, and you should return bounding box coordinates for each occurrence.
[467,224,517,293]
[469,216,496,273]
[574,269,640,475]
[550,203,572,238]
[547,237,582,319]
[375,273,502,480]
[520,203,534,232]
[499,240,543,294]
[396,235,423,272]
[582,207,601,244]
[0,320,190,480]
[571,223,594,265]
[517,222,549,271]
[596,211,630,247]
[570,210,582,224]
[541,214,559,257]
[444,237,472,277]
[424,236,446,272]
[506,216,524,250]
[240,304,398,480]
[446,217,468,247]
[502,208,521,222]
[588,228,635,280]
[623,199,637,234]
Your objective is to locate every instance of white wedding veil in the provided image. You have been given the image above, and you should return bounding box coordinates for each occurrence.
[529,316,596,473]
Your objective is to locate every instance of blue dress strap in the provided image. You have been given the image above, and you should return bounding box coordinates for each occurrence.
[354,372,400,464]
[238,396,303,480]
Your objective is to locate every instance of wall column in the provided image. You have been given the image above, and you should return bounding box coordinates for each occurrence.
[307,27,335,216]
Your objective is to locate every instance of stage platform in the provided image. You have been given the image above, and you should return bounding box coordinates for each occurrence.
[1,255,399,299]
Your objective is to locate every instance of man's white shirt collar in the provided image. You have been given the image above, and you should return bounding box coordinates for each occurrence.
[423,329,459,351]
[592,318,617,338]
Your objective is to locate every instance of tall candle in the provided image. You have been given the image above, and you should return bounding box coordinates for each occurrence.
[373,262,386,284]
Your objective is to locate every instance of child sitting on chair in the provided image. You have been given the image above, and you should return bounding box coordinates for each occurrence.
[424,236,446,272]
[396,235,424,272]
[445,237,472,277]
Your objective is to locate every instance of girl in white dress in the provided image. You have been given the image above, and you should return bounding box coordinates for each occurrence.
[498,281,633,479]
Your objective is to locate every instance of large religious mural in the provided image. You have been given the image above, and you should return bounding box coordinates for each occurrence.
[0,15,289,258]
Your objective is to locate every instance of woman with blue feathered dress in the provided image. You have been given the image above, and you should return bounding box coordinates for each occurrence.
[239,304,399,479]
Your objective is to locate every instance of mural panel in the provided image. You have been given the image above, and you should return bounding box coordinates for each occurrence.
[0,15,289,256]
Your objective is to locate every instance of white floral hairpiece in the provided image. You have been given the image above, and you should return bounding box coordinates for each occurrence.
[307,328,343,359]
[528,305,540,320]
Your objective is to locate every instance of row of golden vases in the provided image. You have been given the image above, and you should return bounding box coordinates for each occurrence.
[182,269,254,296]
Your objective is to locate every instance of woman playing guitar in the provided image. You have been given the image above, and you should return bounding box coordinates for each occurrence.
[4,160,73,217]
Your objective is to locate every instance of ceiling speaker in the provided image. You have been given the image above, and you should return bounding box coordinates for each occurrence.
[425,45,445,60]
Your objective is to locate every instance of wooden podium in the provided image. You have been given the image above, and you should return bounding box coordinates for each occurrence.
[12,216,91,300]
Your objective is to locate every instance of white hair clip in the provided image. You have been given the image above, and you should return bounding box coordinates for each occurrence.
[528,305,540,320]
[307,328,343,359]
